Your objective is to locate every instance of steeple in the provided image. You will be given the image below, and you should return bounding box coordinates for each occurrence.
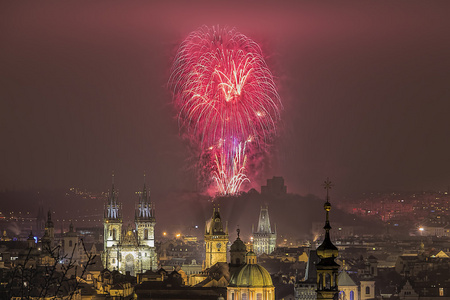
[206,204,225,235]
[252,205,277,255]
[316,179,338,260]
[316,178,339,300]
[204,203,229,269]
[230,228,247,267]
[136,173,155,221]
[105,172,121,220]
[257,206,272,234]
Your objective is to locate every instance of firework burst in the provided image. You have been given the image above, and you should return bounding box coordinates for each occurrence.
[169,25,281,195]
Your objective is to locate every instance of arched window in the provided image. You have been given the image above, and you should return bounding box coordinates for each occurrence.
[339,291,345,300]
[257,293,262,300]
[366,287,370,295]
[325,273,331,289]
[112,228,116,240]
[319,274,323,289]
[144,229,148,240]
[350,291,354,300]
[242,293,248,300]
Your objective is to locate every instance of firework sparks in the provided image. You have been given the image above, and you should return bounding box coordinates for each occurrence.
[213,142,249,195]
[169,25,281,195]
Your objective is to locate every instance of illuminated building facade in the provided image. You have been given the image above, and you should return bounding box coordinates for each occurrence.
[252,206,277,255]
[102,181,157,275]
[204,205,229,269]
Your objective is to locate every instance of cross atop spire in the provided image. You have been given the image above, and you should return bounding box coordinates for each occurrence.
[322,177,334,202]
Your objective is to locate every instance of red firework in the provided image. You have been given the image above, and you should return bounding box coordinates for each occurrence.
[169,25,281,195]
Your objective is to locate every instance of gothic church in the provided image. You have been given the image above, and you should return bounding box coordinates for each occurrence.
[102,180,157,275]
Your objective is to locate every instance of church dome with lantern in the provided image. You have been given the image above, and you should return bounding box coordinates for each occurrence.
[229,251,272,287]
[228,251,274,299]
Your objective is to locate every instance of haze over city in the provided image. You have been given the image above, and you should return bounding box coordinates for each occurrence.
[2,2,450,300]
[2,1,450,200]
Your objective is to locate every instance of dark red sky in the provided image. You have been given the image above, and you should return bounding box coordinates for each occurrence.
[1,1,450,199]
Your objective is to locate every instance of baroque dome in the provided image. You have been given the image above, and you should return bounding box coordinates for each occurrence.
[229,252,273,287]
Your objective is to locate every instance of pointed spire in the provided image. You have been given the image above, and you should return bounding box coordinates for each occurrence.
[112,171,115,190]
[321,178,334,232]
[106,173,120,220]
[317,178,338,260]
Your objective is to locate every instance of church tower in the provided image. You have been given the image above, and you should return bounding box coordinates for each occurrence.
[252,206,277,255]
[63,222,79,261]
[316,179,339,300]
[230,228,247,268]
[41,210,55,249]
[135,180,157,270]
[103,175,122,269]
[204,205,229,269]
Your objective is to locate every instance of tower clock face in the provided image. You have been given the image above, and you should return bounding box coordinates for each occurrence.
[217,242,222,250]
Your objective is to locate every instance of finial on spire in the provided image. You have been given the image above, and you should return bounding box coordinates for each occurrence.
[237,227,240,239]
[322,177,333,202]
[321,178,333,230]
[112,171,115,184]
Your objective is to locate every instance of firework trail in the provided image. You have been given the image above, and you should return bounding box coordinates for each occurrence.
[169,25,281,195]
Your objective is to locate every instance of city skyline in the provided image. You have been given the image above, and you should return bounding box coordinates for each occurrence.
[1,1,450,201]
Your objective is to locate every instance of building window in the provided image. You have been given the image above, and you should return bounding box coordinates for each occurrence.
[144,229,148,240]
[257,293,262,300]
[231,293,234,300]
[350,291,354,300]
[440,288,444,296]
[113,229,116,240]
[325,273,331,289]
[366,287,370,295]
[242,293,247,300]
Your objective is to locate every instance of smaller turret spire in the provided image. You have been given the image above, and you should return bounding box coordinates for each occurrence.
[317,178,338,259]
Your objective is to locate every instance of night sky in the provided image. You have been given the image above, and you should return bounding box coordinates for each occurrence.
[1,1,450,201]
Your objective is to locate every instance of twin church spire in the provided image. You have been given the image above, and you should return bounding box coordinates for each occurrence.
[105,173,121,220]
[104,173,154,221]
[136,178,155,220]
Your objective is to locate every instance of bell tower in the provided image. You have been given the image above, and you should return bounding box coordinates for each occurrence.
[316,178,339,300]
[253,206,277,255]
[204,204,229,269]
[135,177,157,270]
[103,174,122,269]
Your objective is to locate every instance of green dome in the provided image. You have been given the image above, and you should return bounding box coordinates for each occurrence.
[229,263,273,287]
